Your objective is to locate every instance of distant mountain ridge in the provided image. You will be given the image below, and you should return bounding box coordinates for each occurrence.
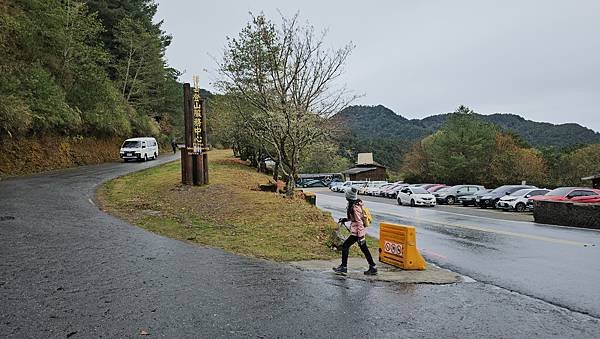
[333,105,600,148]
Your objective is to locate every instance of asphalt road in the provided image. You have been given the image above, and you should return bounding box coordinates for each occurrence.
[1,159,600,338]
[314,189,600,318]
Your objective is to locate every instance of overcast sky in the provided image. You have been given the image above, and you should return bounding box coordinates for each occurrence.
[155,0,600,132]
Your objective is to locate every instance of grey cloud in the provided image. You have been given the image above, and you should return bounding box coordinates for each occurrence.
[156,0,600,131]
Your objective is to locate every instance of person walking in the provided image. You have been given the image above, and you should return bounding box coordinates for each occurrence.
[333,186,378,275]
[171,139,177,154]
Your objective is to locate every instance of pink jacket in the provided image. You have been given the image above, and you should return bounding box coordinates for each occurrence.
[349,201,366,238]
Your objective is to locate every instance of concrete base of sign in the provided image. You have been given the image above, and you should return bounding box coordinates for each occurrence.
[289,258,462,284]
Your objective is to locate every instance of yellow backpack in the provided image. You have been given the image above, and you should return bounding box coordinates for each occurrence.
[361,206,373,227]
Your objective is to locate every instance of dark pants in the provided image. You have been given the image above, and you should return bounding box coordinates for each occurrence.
[171,144,177,153]
[341,235,376,267]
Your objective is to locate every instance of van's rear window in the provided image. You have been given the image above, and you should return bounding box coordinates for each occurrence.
[122,141,140,148]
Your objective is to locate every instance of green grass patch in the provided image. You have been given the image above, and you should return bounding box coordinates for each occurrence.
[97,149,376,261]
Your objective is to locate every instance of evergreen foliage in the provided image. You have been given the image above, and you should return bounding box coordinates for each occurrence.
[426,113,497,185]
[0,0,182,140]
[334,104,600,149]
[334,103,600,184]
[401,111,549,186]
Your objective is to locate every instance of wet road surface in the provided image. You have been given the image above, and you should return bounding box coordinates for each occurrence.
[315,189,600,318]
[1,159,600,338]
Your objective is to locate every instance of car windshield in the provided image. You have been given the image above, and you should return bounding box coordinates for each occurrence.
[546,187,575,196]
[436,187,448,193]
[122,140,140,148]
[509,189,531,196]
[411,187,429,194]
[490,186,514,193]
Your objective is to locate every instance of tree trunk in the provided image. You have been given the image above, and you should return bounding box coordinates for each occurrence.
[286,169,296,197]
[127,54,144,102]
[273,161,279,181]
[122,43,134,97]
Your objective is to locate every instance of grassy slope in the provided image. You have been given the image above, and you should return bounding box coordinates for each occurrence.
[98,149,374,261]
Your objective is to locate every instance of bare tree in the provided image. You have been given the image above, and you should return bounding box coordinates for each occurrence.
[218,12,357,194]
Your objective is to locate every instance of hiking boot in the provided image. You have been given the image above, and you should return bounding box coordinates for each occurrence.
[364,266,378,276]
[332,265,347,274]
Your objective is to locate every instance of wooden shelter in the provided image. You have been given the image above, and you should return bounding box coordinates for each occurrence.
[343,153,387,181]
[582,174,600,189]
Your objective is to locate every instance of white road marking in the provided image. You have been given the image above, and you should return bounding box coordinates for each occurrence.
[316,194,594,247]
[378,209,592,247]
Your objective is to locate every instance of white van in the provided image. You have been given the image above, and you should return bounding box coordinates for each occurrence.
[119,137,159,162]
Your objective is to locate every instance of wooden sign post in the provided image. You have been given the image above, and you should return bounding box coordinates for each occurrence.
[181,76,209,186]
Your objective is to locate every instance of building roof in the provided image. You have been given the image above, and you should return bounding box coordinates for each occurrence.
[343,167,378,175]
[582,174,600,180]
[356,162,387,169]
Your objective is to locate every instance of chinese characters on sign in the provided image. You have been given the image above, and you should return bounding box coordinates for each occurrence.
[192,76,203,154]
[181,78,209,186]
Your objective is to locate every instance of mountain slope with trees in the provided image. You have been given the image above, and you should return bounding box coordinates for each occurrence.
[0,0,186,176]
[334,105,600,148]
[0,0,183,142]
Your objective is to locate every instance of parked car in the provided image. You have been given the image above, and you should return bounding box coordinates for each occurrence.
[329,181,344,191]
[427,184,447,192]
[120,137,159,162]
[477,185,536,208]
[458,189,491,206]
[359,181,387,195]
[334,181,366,193]
[296,178,312,187]
[363,182,389,195]
[496,188,550,212]
[386,184,410,199]
[371,183,394,197]
[379,183,403,198]
[435,185,486,204]
[417,184,440,190]
[298,173,344,185]
[572,195,600,203]
[331,181,345,192]
[528,187,600,206]
[298,179,327,188]
[397,186,436,207]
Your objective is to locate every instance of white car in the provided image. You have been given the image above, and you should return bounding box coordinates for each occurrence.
[364,182,389,195]
[120,137,159,162]
[397,186,436,207]
[496,188,549,212]
[332,181,347,192]
[371,183,394,196]
[358,181,387,195]
[329,181,344,191]
[335,181,366,193]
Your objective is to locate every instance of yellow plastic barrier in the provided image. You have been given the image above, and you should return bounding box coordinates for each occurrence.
[379,223,427,270]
